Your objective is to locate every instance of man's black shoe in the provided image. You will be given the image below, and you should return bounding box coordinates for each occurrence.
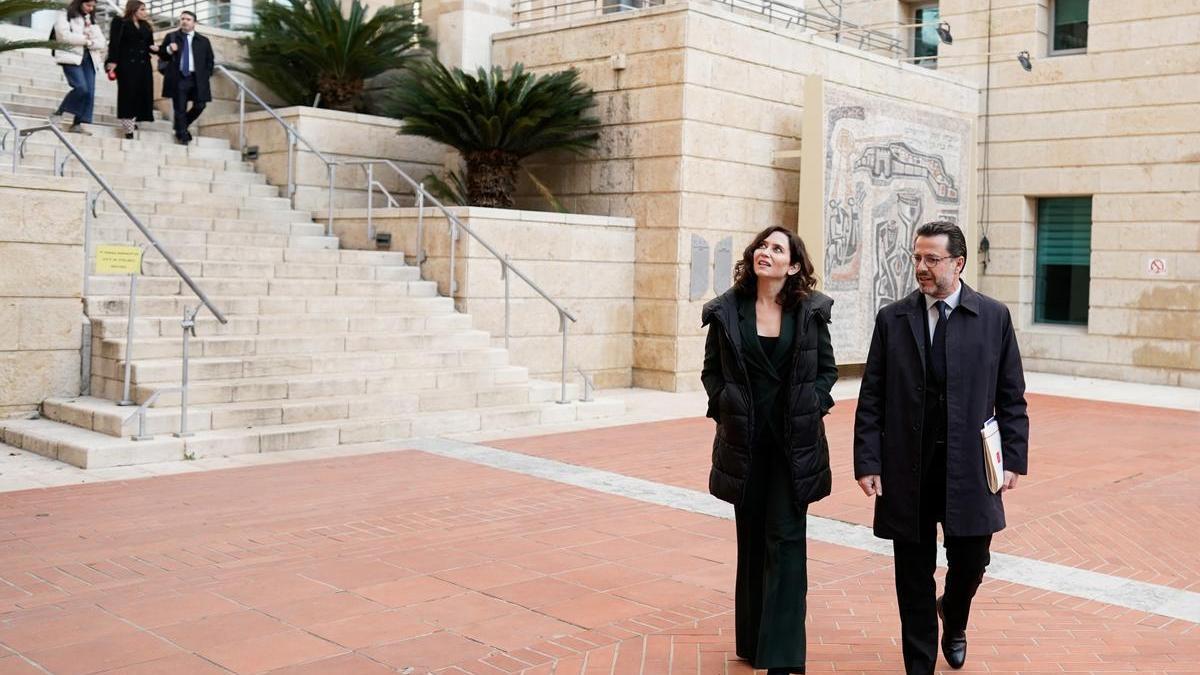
[937,595,967,669]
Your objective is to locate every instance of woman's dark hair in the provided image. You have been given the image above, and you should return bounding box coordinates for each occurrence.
[122,0,146,24]
[66,0,95,20]
[914,220,968,267]
[732,225,817,310]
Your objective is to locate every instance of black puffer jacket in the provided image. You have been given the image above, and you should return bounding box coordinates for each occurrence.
[701,288,837,510]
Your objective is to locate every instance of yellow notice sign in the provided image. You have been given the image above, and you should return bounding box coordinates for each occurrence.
[95,244,143,275]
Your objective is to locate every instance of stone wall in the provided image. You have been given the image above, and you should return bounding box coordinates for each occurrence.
[330,207,636,387]
[200,106,448,212]
[936,0,1200,387]
[0,175,87,416]
[493,1,979,390]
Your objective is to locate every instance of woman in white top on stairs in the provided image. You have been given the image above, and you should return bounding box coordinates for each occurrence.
[52,0,107,134]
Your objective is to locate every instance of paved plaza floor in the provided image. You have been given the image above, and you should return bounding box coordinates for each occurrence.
[0,377,1197,674]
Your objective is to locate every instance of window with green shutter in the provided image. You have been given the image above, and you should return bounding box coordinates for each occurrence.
[1036,197,1092,325]
[1051,0,1088,53]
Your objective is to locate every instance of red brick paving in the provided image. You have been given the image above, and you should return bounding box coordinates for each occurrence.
[0,395,1194,673]
[491,394,1200,592]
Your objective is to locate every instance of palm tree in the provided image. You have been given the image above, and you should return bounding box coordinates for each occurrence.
[236,0,429,112]
[387,60,599,209]
[0,0,64,53]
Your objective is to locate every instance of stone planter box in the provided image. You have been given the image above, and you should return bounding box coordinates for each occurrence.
[201,106,448,212]
[328,206,636,388]
[0,175,87,416]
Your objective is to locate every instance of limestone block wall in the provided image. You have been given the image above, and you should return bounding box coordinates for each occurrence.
[201,106,448,212]
[494,1,978,391]
[0,175,87,416]
[937,0,1200,387]
[330,207,636,388]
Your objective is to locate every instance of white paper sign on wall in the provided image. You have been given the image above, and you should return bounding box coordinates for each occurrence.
[1146,257,1168,277]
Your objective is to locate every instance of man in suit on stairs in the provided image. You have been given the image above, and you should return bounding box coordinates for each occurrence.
[159,11,214,145]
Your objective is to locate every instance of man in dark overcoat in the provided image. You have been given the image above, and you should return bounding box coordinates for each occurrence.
[158,11,215,144]
[853,221,1029,675]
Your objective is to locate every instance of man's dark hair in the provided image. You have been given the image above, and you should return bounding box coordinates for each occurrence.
[915,221,968,266]
[180,10,197,19]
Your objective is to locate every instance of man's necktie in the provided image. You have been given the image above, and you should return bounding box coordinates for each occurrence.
[931,300,948,383]
[179,34,190,75]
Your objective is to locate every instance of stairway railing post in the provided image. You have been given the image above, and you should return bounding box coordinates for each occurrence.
[117,272,138,406]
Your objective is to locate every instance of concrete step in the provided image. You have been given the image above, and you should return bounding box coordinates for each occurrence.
[90,297,457,339]
[83,279,438,317]
[96,363,539,410]
[93,317,477,360]
[86,263,418,295]
[103,360,527,406]
[0,394,623,468]
[94,213,324,237]
[104,331,498,384]
[44,373,565,436]
[98,200,310,223]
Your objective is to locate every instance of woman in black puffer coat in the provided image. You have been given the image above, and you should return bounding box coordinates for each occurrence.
[701,225,838,675]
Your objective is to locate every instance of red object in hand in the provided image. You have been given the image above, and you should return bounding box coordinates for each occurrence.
[107,69,117,81]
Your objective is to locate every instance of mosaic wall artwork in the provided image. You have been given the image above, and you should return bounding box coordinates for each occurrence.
[821,84,971,362]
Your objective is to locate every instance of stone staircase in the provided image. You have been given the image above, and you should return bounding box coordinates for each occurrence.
[0,48,621,468]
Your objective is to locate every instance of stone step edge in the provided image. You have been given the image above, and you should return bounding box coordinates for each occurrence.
[0,397,624,469]
[45,379,574,432]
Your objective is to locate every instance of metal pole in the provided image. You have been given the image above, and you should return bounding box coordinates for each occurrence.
[503,254,511,350]
[8,130,15,173]
[558,311,569,404]
[415,184,425,267]
[82,191,93,298]
[118,272,138,406]
[286,130,296,205]
[237,89,246,154]
[836,0,844,42]
[326,162,336,236]
[174,307,195,438]
[448,220,458,296]
[366,163,375,241]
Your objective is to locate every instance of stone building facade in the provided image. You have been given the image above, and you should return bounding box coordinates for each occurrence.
[487,0,1199,389]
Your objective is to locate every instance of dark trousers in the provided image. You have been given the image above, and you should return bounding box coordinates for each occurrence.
[57,51,96,124]
[172,75,206,139]
[892,455,992,675]
[734,440,808,672]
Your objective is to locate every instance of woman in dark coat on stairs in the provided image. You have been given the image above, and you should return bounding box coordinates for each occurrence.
[701,225,838,674]
[104,0,158,139]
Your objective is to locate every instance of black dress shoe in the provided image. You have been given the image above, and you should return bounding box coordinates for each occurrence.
[937,595,967,669]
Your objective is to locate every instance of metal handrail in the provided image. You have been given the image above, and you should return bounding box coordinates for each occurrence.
[0,104,20,172]
[214,64,338,235]
[342,158,580,403]
[511,0,901,53]
[10,113,228,324]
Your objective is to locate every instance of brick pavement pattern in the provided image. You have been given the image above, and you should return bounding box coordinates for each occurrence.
[0,394,1195,673]
[493,394,1200,592]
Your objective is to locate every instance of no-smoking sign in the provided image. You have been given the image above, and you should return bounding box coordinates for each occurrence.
[1146,257,1168,277]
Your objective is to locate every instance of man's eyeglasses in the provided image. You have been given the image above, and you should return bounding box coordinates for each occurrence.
[911,253,956,267]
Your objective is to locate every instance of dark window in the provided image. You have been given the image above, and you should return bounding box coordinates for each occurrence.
[913,4,940,68]
[1036,197,1092,325]
[1052,0,1088,52]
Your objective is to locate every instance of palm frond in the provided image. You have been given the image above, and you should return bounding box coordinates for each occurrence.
[0,0,63,20]
[386,60,600,160]
[0,0,66,53]
[235,0,431,111]
[421,170,469,207]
